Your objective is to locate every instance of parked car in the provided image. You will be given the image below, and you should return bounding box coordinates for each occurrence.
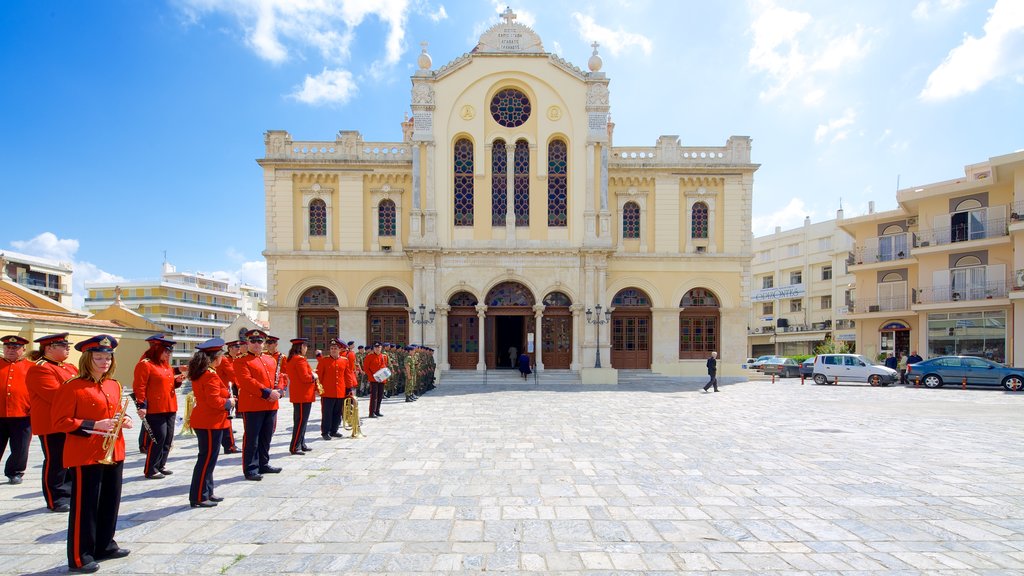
[811,353,898,386]
[749,355,779,370]
[799,358,814,378]
[906,356,1024,390]
[761,357,801,378]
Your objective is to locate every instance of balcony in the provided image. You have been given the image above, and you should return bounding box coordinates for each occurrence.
[915,278,1009,305]
[852,295,911,314]
[914,217,1009,248]
[852,232,911,265]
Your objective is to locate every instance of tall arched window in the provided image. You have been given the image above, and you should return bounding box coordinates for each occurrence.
[378,199,396,237]
[298,286,338,356]
[679,288,719,359]
[454,138,474,226]
[492,139,507,226]
[514,140,529,226]
[309,199,327,236]
[623,202,640,239]
[691,202,709,238]
[547,139,567,227]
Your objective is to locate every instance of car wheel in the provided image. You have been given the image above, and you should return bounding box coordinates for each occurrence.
[922,374,943,388]
[813,373,828,385]
[868,374,881,387]
[1002,375,1024,391]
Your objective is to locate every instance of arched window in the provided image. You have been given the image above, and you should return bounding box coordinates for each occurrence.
[378,199,396,237]
[485,281,535,307]
[309,199,327,237]
[691,202,709,239]
[623,202,640,239]
[367,287,409,346]
[297,286,338,356]
[514,140,529,226]
[679,288,719,359]
[492,139,507,226]
[454,138,474,226]
[547,139,567,227]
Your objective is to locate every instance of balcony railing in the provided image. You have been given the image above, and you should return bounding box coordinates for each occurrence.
[835,319,856,330]
[852,232,912,265]
[915,279,1009,304]
[853,295,911,314]
[914,218,1009,247]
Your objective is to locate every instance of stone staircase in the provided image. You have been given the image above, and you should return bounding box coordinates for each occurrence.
[439,369,581,386]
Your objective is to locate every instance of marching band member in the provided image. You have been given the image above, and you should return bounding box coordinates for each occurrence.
[234,329,281,481]
[215,340,243,454]
[1,335,32,484]
[265,335,289,397]
[52,335,132,573]
[284,338,316,454]
[26,332,78,512]
[187,338,233,508]
[343,340,359,405]
[362,341,389,418]
[132,335,180,479]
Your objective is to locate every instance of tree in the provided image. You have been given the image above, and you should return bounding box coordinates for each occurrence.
[814,338,851,355]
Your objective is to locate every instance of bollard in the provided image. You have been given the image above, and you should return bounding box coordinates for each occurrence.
[962,376,967,389]
[772,373,775,384]
[801,374,805,385]
[834,376,839,386]
[915,375,920,388]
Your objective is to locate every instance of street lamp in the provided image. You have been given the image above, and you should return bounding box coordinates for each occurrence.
[585,304,612,368]
[409,304,436,345]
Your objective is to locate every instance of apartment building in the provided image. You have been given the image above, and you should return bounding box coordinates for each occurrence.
[749,214,856,357]
[0,250,73,306]
[839,150,1024,363]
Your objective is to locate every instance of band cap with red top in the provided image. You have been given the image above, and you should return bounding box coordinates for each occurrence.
[75,334,118,353]
[34,332,71,347]
[246,329,269,341]
[290,338,308,345]
[1,335,29,346]
[225,339,243,347]
[145,334,176,349]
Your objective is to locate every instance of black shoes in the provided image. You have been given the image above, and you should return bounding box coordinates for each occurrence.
[8,475,23,484]
[190,501,217,508]
[301,445,312,452]
[145,472,165,480]
[330,432,345,438]
[158,469,173,475]
[99,548,130,560]
[289,450,305,455]
[224,446,241,454]
[259,466,282,474]
[406,396,415,402]
[208,495,224,502]
[376,412,383,417]
[244,474,263,481]
[69,561,100,573]
[51,503,70,513]
[321,435,333,441]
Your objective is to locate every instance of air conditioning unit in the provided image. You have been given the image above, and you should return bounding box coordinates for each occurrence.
[907,216,918,226]
[754,327,762,333]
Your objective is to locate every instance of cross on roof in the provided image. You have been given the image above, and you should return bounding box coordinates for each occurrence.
[591,41,600,54]
[420,41,428,52]
[501,7,516,24]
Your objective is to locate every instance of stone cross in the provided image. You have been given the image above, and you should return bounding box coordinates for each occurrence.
[114,285,122,303]
[501,7,516,24]
[420,41,428,53]
[591,41,600,55]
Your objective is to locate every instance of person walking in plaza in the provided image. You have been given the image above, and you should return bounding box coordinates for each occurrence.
[52,335,132,573]
[363,342,389,418]
[133,335,180,479]
[517,351,531,380]
[186,338,233,508]
[234,329,282,481]
[703,351,719,392]
[26,332,77,512]
[316,339,346,439]
[897,351,908,385]
[215,340,243,454]
[0,335,33,484]
[285,338,317,454]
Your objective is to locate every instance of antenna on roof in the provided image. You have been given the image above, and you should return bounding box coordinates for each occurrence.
[896,174,900,193]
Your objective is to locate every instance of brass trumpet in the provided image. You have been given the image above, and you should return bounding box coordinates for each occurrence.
[99,396,132,465]
[342,396,364,438]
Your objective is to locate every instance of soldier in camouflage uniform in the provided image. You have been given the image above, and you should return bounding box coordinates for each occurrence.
[403,345,418,402]
[387,344,405,399]
[355,346,368,396]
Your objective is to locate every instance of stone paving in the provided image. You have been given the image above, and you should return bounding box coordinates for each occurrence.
[2,376,1024,575]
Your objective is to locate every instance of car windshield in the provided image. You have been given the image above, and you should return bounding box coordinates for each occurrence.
[855,355,877,366]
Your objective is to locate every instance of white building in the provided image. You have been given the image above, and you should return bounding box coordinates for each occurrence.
[0,250,74,306]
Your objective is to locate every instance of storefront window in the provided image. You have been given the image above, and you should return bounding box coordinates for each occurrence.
[927,310,1006,362]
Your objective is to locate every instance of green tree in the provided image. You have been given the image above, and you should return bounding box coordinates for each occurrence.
[814,338,851,355]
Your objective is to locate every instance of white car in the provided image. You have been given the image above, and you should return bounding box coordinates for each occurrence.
[811,353,898,386]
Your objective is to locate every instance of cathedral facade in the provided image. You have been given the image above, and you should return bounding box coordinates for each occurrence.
[260,13,758,380]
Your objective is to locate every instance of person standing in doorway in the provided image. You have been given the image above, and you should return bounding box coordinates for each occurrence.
[703,351,719,392]
[508,346,517,369]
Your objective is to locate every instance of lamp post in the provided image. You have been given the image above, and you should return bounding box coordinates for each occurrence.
[585,304,612,368]
[409,304,436,345]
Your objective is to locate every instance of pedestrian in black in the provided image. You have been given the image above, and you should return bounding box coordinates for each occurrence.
[703,351,719,392]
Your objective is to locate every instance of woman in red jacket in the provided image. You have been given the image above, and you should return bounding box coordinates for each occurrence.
[132,335,180,479]
[187,338,233,508]
[284,338,317,455]
[52,334,133,574]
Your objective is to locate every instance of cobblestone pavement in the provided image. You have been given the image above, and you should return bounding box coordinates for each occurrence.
[2,377,1024,575]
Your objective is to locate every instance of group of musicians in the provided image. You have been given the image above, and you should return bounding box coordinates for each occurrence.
[0,329,434,574]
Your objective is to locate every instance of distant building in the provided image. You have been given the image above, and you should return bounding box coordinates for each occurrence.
[238,283,269,324]
[84,261,244,364]
[0,250,73,306]
[749,214,856,357]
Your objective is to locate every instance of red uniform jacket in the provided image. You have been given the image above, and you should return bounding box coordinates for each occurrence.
[51,377,126,467]
[270,352,290,390]
[132,358,179,414]
[235,352,280,412]
[362,351,390,383]
[0,357,32,417]
[344,350,358,394]
[316,355,347,398]
[189,369,230,430]
[215,358,236,390]
[27,358,79,435]
[285,355,316,403]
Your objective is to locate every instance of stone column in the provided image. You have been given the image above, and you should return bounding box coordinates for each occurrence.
[570,304,584,371]
[533,304,545,371]
[437,305,450,370]
[475,304,488,371]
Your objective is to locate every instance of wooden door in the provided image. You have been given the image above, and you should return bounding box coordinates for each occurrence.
[367,311,408,346]
[542,314,572,368]
[610,313,651,369]
[299,313,338,357]
[447,313,478,369]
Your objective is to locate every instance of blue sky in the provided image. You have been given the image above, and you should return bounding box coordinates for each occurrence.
[2,1,1022,307]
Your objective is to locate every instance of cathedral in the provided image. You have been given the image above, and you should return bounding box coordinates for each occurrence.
[260,10,758,381]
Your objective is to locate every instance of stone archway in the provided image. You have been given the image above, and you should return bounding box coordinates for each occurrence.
[366,287,409,345]
[541,291,573,368]
[610,288,652,369]
[483,281,536,369]
[447,291,479,370]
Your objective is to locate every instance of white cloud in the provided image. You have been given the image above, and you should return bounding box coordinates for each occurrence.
[204,260,267,291]
[9,232,125,309]
[919,0,1024,101]
[912,0,966,20]
[752,198,813,236]
[747,0,871,101]
[289,68,357,105]
[571,13,653,57]
[814,108,856,144]
[428,5,447,22]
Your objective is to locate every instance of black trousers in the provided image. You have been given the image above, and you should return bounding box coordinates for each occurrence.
[0,416,31,479]
[190,428,223,504]
[290,402,311,452]
[321,397,342,437]
[703,373,718,391]
[370,382,384,416]
[143,412,175,476]
[241,410,275,476]
[39,433,71,509]
[221,423,237,451]
[67,462,122,569]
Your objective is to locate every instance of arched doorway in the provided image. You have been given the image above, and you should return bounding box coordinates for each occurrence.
[297,286,339,356]
[366,287,409,345]
[679,288,720,359]
[484,281,535,369]
[610,288,652,369]
[447,291,479,370]
[542,291,572,368]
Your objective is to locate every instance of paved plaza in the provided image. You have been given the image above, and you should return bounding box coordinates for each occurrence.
[2,376,1024,575]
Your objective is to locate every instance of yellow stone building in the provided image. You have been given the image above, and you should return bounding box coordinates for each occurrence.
[260,12,757,381]
[840,150,1024,363]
